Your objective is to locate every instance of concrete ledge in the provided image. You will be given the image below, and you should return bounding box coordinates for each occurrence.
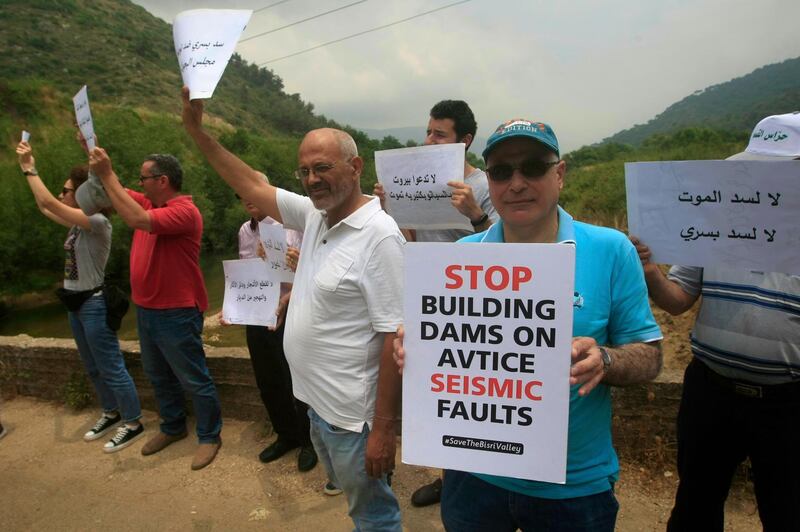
[0,335,267,423]
[0,335,683,461]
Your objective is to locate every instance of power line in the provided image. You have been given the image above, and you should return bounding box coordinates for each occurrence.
[241,0,369,43]
[253,0,293,15]
[258,0,473,65]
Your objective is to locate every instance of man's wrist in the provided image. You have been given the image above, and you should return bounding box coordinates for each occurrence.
[95,168,114,181]
[470,212,489,227]
[22,168,38,176]
[373,414,398,429]
[599,346,612,373]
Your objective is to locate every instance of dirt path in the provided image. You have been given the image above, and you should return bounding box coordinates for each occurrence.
[0,397,759,531]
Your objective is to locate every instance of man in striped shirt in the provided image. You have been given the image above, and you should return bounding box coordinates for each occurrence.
[631,112,800,531]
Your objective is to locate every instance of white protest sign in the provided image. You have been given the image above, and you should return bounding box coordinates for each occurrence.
[21,131,30,142]
[173,9,252,99]
[258,221,295,282]
[72,85,96,151]
[222,258,280,327]
[376,143,469,230]
[402,242,575,483]
[626,161,800,274]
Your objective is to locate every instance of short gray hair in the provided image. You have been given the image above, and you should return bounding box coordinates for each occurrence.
[145,153,183,191]
[333,129,358,160]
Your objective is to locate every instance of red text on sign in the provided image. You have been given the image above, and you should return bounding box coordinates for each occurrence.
[444,265,533,292]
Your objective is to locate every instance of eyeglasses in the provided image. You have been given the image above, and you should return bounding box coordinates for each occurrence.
[294,162,339,180]
[61,187,75,195]
[486,159,559,182]
[139,174,161,184]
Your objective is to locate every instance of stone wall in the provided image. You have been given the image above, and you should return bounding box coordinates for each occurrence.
[0,336,266,422]
[0,336,682,463]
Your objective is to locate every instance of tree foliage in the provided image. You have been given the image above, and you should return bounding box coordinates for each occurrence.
[560,127,749,227]
[0,0,789,294]
[602,56,800,146]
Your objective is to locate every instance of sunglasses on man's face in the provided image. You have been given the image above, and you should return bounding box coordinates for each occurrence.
[486,159,559,182]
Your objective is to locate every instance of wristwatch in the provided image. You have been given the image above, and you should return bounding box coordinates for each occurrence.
[470,212,489,227]
[599,347,612,373]
[23,169,38,176]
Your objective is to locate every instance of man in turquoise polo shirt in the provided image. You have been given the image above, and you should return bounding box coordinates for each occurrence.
[395,118,663,531]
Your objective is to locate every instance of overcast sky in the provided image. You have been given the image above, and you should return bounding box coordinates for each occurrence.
[133,0,800,152]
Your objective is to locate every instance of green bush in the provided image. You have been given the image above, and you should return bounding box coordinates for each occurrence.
[62,371,92,410]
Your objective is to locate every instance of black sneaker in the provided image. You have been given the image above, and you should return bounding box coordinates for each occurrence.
[84,413,121,442]
[103,424,144,453]
[0,422,6,441]
[323,481,343,496]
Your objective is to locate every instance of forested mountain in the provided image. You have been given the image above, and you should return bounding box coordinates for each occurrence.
[602,57,800,146]
[0,0,329,135]
[0,0,409,292]
[0,0,788,295]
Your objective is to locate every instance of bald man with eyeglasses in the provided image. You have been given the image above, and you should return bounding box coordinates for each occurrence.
[182,87,404,531]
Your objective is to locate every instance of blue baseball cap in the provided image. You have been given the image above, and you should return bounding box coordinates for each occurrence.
[482,119,560,160]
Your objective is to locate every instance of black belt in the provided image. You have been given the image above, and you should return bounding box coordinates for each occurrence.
[698,360,800,401]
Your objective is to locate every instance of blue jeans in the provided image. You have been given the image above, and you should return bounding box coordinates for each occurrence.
[137,307,221,443]
[69,294,141,423]
[441,470,618,532]
[307,408,401,531]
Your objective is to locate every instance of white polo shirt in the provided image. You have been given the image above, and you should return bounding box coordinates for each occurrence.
[277,189,405,432]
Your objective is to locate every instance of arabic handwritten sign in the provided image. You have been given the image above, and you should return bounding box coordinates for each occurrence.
[21,131,30,142]
[258,221,295,282]
[376,144,470,230]
[222,258,281,327]
[626,161,800,274]
[72,86,96,151]
[401,243,574,483]
[173,9,252,99]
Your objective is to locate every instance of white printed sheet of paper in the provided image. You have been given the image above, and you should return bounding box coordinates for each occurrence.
[72,86,96,151]
[626,161,800,274]
[222,258,280,327]
[173,9,252,100]
[376,143,469,230]
[21,130,30,142]
[258,221,295,282]
[401,243,575,483]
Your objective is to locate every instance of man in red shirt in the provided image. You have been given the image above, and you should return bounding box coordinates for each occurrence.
[88,149,222,470]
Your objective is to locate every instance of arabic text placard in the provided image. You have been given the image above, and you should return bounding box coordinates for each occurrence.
[376,144,469,230]
[626,160,800,274]
[222,258,281,327]
[257,221,295,282]
[72,86,96,151]
[173,9,252,99]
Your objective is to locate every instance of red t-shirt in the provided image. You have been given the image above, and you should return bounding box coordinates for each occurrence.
[127,190,208,311]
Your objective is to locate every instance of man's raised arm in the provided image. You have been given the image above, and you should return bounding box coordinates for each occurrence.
[89,147,152,231]
[181,86,282,223]
[629,236,699,315]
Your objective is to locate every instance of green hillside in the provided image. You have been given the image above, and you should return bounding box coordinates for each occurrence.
[0,0,410,294]
[0,0,784,297]
[602,57,800,146]
[561,127,749,227]
[0,0,329,135]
